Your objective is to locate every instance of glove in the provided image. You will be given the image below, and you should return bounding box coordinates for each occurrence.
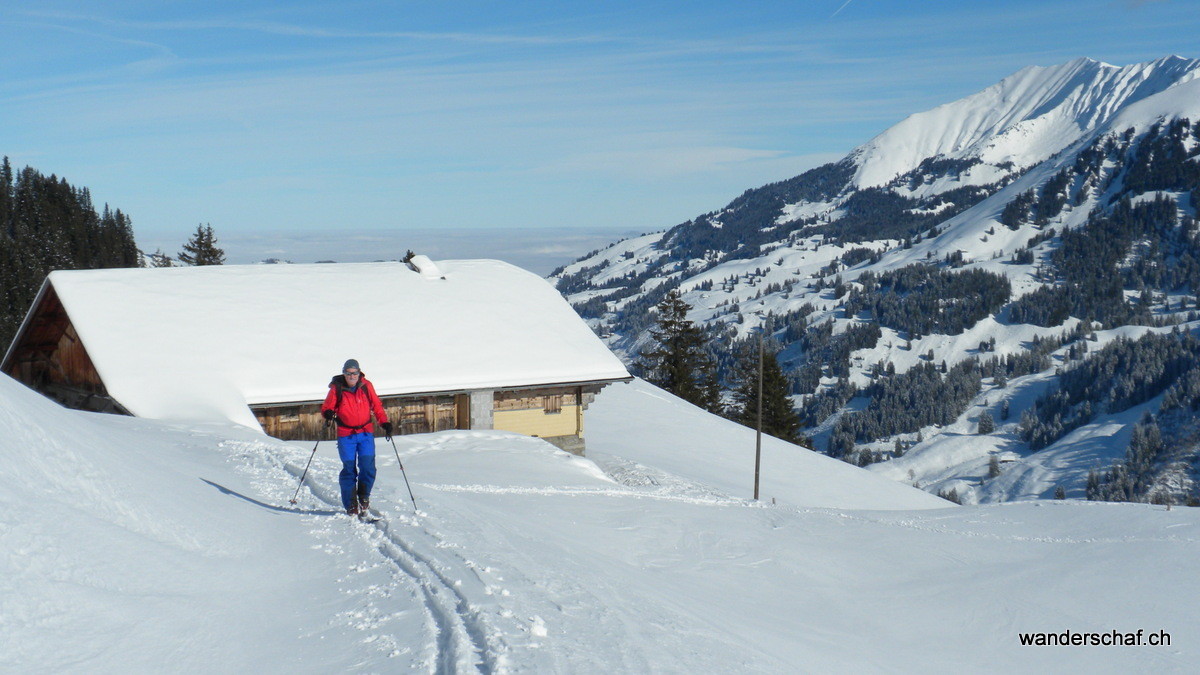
[381,422,394,440]
[322,409,336,422]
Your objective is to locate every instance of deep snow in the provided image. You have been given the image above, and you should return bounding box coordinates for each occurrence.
[2,373,1198,672]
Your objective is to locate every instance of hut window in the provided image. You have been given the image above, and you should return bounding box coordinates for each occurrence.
[544,394,562,414]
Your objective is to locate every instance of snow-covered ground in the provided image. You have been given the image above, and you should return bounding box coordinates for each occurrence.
[3,374,1198,672]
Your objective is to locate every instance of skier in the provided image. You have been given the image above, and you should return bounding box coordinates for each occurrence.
[321,359,393,516]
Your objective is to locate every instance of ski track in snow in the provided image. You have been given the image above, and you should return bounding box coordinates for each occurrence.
[411,493,659,673]
[216,438,507,673]
[141,430,1200,673]
[205,437,744,673]
[816,504,1200,546]
[416,482,754,508]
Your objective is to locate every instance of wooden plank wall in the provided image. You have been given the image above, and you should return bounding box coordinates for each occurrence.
[56,323,105,388]
[253,393,465,441]
[5,284,114,411]
[493,386,580,413]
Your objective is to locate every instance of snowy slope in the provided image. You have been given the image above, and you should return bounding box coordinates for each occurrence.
[850,56,1200,188]
[587,378,947,510]
[863,323,1200,505]
[0,374,420,670]
[4,373,1200,672]
[1107,74,1200,135]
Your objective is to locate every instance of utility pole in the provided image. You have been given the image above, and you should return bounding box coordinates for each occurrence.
[754,329,763,500]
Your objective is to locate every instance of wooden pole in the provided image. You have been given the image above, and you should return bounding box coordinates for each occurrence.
[754,331,763,500]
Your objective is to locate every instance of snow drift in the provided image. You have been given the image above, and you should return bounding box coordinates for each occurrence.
[587,378,947,510]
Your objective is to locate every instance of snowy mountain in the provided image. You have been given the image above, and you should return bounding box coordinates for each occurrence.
[851,56,1200,189]
[5,371,1200,671]
[551,56,1200,506]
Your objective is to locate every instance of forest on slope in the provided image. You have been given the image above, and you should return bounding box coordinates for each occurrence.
[0,158,140,348]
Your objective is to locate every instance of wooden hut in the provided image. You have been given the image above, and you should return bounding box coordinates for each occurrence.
[2,258,630,455]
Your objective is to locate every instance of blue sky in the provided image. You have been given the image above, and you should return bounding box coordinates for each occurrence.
[2,1,1197,270]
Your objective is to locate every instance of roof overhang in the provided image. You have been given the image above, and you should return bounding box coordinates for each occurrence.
[247,376,634,408]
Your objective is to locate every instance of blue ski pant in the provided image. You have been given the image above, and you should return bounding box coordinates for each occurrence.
[336,432,376,510]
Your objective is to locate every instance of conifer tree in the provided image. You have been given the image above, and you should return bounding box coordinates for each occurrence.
[148,249,175,267]
[0,159,140,348]
[730,339,802,443]
[988,454,1001,478]
[695,361,723,415]
[977,411,995,434]
[637,290,721,413]
[937,487,962,504]
[177,223,225,266]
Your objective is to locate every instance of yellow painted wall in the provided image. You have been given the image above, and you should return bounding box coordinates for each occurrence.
[494,405,581,438]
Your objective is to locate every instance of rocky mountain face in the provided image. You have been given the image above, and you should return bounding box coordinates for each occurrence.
[551,56,1200,506]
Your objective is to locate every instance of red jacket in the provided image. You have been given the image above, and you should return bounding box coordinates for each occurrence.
[321,374,389,437]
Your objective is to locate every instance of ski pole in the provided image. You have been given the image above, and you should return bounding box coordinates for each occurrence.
[388,435,418,510]
[289,421,327,505]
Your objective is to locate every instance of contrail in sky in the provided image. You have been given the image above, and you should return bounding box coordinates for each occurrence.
[831,0,855,18]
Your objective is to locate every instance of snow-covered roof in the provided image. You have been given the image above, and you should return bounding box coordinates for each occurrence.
[27,260,629,428]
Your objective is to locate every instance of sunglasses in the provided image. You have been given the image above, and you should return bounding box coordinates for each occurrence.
[343,370,360,376]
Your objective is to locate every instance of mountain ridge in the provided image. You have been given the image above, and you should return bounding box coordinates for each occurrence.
[850,55,1200,189]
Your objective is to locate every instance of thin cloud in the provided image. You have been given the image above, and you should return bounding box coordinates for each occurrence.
[548,146,788,179]
[10,17,176,60]
[19,9,620,47]
[831,0,856,18]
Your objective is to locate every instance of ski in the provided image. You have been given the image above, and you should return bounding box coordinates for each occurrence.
[344,512,380,524]
[350,508,382,524]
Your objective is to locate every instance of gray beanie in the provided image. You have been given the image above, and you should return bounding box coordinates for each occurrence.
[342,359,360,372]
